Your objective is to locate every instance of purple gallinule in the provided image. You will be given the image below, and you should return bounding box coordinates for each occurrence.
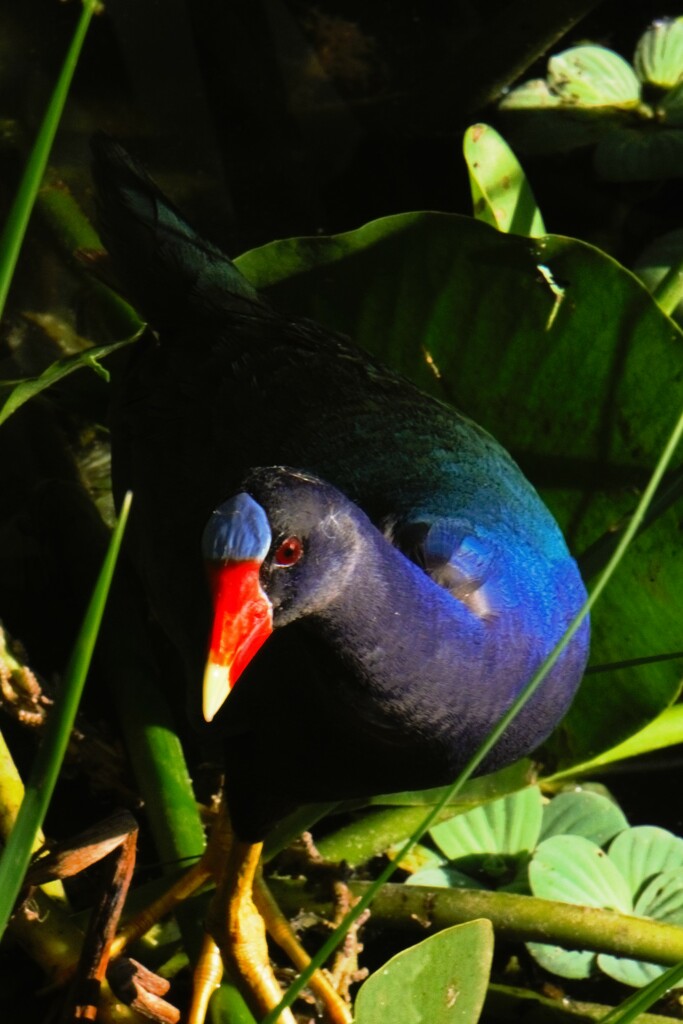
[92,137,589,1021]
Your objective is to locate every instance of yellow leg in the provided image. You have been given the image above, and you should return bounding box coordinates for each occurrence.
[187,933,224,1024]
[210,838,296,1024]
[112,803,354,1023]
[254,875,352,1024]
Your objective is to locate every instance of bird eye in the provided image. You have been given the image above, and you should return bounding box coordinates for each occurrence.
[274,536,303,567]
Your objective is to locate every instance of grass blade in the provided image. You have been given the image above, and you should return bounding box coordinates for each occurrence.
[598,962,683,1024]
[0,0,100,320]
[0,493,131,938]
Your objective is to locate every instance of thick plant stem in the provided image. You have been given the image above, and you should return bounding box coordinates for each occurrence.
[269,878,683,968]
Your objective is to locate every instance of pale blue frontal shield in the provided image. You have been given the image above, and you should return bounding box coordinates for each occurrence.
[202,492,272,563]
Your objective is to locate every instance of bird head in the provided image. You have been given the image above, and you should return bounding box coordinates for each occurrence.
[201,467,363,722]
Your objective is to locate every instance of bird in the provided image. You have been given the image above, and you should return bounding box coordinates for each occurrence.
[91,135,589,1021]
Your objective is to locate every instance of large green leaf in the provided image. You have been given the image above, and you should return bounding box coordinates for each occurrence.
[354,920,493,1024]
[235,213,683,765]
[546,705,683,780]
[595,127,683,182]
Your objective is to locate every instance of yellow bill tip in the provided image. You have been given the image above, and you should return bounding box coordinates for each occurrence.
[202,660,231,722]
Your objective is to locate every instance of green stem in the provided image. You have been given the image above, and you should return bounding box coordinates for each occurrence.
[485,984,675,1024]
[269,878,683,968]
[315,805,467,867]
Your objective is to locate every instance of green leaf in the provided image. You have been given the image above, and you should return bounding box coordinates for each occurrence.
[636,867,683,922]
[528,833,632,981]
[546,705,683,781]
[597,953,672,990]
[463,124,545,236]
[527,813,683,989]
[354,920,493,1024]
[635,229,683,323]
[316,762,535,867]
[368,760,534,806]
[430,786,543,863]
[208,982,257,1024]
[540,790,628,847]
[498,78,614,156]
[526,941,596,980]
[499,79,561,110]
[595,126,683,181]
[393,843,447,875]
[529,835,632,912]
[235,212,683,766]
[407,865,488,890]
[0,338,137,426]
[634,18,683,89]
[547,46,641,107]
[591,834,683,988]
[608,827,683,899]
[599,861,683,991]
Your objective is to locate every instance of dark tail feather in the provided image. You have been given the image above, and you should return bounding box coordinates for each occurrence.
[90,134,261,328]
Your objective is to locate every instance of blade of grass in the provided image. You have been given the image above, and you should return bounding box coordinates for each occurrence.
[261,404,683,1024]
[0,727,66,905]
[0,0,101,321]
[598,962,683,1024]
[0,492,131,939]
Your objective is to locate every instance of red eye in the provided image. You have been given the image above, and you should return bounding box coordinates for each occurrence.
[274,536,303,567]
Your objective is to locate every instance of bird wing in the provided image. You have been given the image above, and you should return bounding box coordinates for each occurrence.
[90,133,261,327]
[389,516,500,619]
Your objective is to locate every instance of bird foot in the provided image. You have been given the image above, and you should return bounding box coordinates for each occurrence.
[210,839,297,1024]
